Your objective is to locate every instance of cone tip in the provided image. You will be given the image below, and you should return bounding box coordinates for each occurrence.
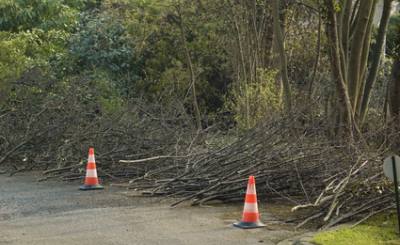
[89,147,94,155]
[249,175,255,184]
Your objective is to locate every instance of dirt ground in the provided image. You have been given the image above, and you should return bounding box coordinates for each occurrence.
[0,172,308,245]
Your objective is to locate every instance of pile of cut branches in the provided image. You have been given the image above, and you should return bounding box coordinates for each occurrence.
[1,80,397,229]
[0,78,199,179]
[123,115,397,229]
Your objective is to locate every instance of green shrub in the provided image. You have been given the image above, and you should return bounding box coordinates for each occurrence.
[0,0,80,32]
[226,69,281,130]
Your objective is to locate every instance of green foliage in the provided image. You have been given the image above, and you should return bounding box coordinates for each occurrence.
[0,0,82,105]
[69,11,135,72]
[226,69,281,130]
[0,0,82,32]
[0,27,71,103]
[130,0,231,113]
[0,0,353,124]
[0,32,30,80]
[0,32,28,104]
[333,1,342,12]
[65,0,172,97]
[0,0,233,116]
[313,213,400,245]
[85,71,124,113]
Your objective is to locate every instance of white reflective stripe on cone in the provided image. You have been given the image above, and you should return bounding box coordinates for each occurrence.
[246,184,256,194]
[86,169,98,178]
[88,155,95,163]
[243,203,258,213]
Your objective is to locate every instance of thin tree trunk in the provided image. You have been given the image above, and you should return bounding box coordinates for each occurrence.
[308,7,322,99]
[360,0,393,122]
[356,0,377,120]
[347,0,375,113]
[271,0,292,113]
[233,16,251,128]
[338,0,354,82]
[176,5,202,131]
[340,0,353,67]
[325,0,357,138]
[389,58,400,120]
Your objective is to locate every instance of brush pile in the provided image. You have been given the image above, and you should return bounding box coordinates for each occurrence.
[1,85,397,228]
[0,77,198,179]
[122,115,397,229]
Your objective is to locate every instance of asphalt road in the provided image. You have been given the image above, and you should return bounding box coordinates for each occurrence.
[0,172,303,245]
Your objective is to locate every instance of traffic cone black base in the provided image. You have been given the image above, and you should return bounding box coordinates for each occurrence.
[233,221,266,229]
[79,184,104,191]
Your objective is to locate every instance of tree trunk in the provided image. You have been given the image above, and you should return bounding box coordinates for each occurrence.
[271,0,292,113]
[324,0,356,137]
[347,0,375,113]
[389,58,400,120]
[360,0,393,122]
[355,1,377,119]
[308,8,322,99]
[176,5,202,131]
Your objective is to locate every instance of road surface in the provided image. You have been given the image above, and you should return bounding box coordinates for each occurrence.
[0,172,305,245]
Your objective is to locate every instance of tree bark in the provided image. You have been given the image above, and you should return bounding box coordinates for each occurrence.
[360,0,393,122]
[271,0,292,113]
[389,58,400,120]
[347,0,375,113]
[324,0,357,137]
[356,0,377,119]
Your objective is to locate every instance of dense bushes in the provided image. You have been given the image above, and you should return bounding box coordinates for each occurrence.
[1,0,399,138]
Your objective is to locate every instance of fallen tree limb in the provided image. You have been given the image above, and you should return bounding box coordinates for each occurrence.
[119,154,195,164]
[42,163,84,175]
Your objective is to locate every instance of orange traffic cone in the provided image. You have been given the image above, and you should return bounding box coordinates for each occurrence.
[233,176,266,229]
[79,148,104,191]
